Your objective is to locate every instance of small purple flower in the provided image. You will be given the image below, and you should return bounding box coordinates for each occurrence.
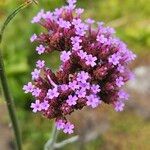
[72,18,82,26]
[30,34,37,42]
[36,45,45,55]
[97,21,104,27]
[86,94,101,108]
[76,89,86,98]
[66,95,78,106]
[96,35,107,44]
[57,18,71,29]
[31,9,44,23]
[125,51,136,62]
[53,8,63,17]
[85,54,97,67]
[63,122,74,134]
[31,100,42,113]
[56,119,65,130]
[118,90,129,100]
[32,88,41,97]
[77,50,87,59]
[47,87,59,99]
[105,27,115,35]
[72,43,82,51]
[67,0,77,5]
[91,84,101,94]
[78,82,90,90]
[36,60,45,69]
[41,100,49,110]
[60,84,69,91]
[75,27,86,36]
[75,8,84,15]
[117,65,125,73]
[23,82,34,93]
[31,69,40,80]
[69,81,79,90]
[77,71,90,83]
[116,77,124,87]
[60,51,71,62]
[108,53,121,66]
[85,18,95,24]
[114,101,125,112]
[71,36,82,44]
[43,11,53,20]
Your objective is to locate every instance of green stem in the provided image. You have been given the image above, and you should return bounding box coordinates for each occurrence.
[0,1,35,150]
[44,123,59,150]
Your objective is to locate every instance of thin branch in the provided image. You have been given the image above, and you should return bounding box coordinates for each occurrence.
[54,136,79,149]
[44,123,59,150]
[0,1,36,149]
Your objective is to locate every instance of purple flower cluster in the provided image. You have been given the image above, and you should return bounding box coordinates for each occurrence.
[23,0,136,134]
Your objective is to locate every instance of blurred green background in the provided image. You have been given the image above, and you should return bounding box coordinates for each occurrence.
[0,0,150,150]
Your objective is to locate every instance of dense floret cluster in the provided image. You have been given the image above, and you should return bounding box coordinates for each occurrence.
[23,0,136,134]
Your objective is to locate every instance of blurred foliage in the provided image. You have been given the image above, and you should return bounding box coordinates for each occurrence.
[0,0,150,149]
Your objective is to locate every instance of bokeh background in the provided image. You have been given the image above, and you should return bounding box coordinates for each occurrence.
[0,0,150,150]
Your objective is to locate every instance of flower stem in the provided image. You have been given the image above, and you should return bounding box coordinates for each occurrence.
[0,1,35,150]
[44,123,59,150]
[54,135,79,149]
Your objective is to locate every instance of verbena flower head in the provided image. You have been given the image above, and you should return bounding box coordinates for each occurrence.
[23,0,136,134]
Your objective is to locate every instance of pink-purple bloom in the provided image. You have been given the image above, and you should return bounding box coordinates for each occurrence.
[41,101,49,111]
[118,90,129,101]
[108,53,121,66]
[114,101,125,112]
[85,54,97,67]
[69,81,79,90]
[66,95,78,106]
[76,89,86,98]
[60,51,71,62]
[96,35,107,43]
[86,95,101,108]
[31,69,40,80]
[36,45,45,55]
[91,84,101,94]
[31,100,42,113]
[30,34,37,42]
[23,82,34,93]
[47,87,59,99]
[77,71,90,83]
[116,77,124,87]
[36,60,45,69]
[56,119,65,130]
[24,0,136,134]
[63,122,74,134]
[32,88,41,97]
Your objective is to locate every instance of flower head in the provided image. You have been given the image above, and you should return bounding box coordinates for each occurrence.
[25,0,136,134]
